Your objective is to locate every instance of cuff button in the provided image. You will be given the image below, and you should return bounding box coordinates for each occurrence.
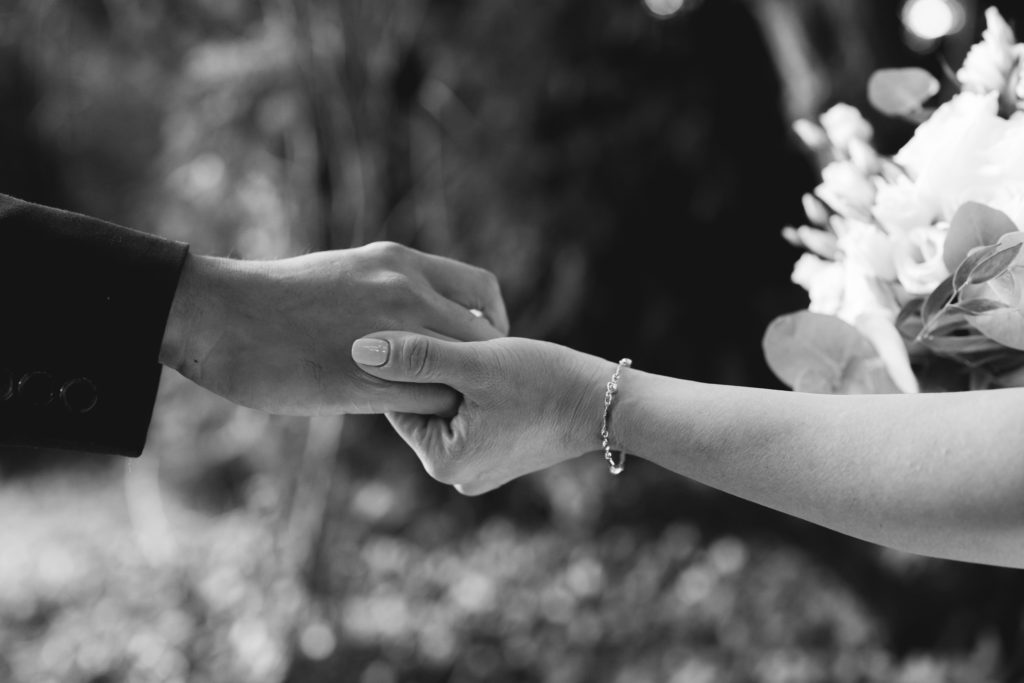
[18,372,56,407]
[61,378,98,414]
[0,369,12,401]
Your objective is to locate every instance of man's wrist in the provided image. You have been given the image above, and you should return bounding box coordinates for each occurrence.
[159,253,234,372]
[160,252,198,371]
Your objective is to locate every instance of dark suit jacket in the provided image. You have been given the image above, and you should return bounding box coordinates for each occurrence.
[0,193,188,456]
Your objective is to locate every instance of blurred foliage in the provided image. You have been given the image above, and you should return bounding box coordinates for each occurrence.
[2,0,1024,681]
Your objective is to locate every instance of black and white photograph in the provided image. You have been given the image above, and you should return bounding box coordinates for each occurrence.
[3,0,1024,681]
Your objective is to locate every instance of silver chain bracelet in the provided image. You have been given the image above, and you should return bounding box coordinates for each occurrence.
[601,358,632,475]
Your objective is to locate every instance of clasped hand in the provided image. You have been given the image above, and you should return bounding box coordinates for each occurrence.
[352,333,614,495]
[161,240,605,495]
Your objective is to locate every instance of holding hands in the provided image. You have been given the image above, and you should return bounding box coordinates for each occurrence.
[352,334,615,495]
[161,237,607,495]
[158,237,1024,566]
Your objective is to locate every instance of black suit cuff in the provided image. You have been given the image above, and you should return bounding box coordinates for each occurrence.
[0,193,189,456]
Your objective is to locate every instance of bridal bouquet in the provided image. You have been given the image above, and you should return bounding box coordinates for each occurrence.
[763,7,1024,394]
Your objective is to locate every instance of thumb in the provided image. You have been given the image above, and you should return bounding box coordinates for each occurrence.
[351,331,479,386]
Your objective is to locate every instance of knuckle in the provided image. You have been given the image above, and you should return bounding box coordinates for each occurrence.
[374,272,418,306]
[369,240,405,256]
[365,241,408,266]
[386,271,414,292]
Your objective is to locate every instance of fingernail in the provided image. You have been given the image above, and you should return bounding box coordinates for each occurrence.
[351,338,390,366]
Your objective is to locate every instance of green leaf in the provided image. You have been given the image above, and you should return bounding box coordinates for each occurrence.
[969,306,1024,351]
[763,311,901,394]
[927,315,971,337]
[921,333,1006,355]
[867,68,940,118]
[921,275,955,327]
[968,241,1024,285]
[942,202,1019,273]
[953,244,998,290]
[896,298,924,339]
[950,298,1008,316]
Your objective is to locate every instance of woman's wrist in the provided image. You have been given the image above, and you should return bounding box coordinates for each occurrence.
[609,367,647,460]
[561,351,620,457]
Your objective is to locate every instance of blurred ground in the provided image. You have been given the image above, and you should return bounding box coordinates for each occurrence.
[2,0,1024,681]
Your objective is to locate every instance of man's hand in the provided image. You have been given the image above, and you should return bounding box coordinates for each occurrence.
[350,332,615,495]
[159,242,508,416]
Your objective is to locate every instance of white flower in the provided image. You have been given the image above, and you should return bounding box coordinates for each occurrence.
[892,224,949,295]
[792,118,830,150]
[819,103,873,152]
[835,218,897,281]
[792,253,844,316]
[817,161,876,220]
[848,138,880,175]
[872,177,938,234]
[794,225,838,259]
[835,262,899,325]
[802,192,830,226]
[957,7,1017,96]
[895,91,1000,180]
[894,92,1013,220]
[791,249,898,323]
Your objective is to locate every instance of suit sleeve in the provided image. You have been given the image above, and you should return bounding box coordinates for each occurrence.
[0,193,189,456]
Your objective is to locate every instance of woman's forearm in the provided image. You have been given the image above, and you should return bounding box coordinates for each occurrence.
[612,370,1024,567]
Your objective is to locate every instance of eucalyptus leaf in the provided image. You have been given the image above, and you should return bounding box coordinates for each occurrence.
[950,298,1009,315]
[921,333,1006,355]
[969,241,1024,285]
[867,68,940,118]
[920,275,955,328]
[927,316,971,338]
[943,202,1018,273]
[953,244,998,290]
[763,311,901,394]
[969,306,1024,351]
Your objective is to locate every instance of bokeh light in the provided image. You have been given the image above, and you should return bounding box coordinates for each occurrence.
[643,0,686,19]
[901,0,965,40]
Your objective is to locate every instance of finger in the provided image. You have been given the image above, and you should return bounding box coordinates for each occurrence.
[347,382,460,417]
[387,412,462,484]
[351,331,481,387]
[422,288,504,342]
[418,254,510,335]
[453,479,505,497]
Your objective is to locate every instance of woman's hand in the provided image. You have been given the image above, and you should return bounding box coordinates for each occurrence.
[351,333,616,495]
[160,242,508,416]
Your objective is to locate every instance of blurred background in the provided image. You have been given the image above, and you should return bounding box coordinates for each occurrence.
[1,0,1023,681]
